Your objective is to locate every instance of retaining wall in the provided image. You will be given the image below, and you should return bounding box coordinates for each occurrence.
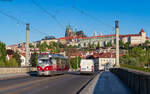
[110,68,150,94]
[0,67,37,74]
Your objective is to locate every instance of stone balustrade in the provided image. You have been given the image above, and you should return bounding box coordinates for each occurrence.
[0,67,37,74]
[110,68,150,94]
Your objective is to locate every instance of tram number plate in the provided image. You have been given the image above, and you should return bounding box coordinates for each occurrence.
[82,68,86,70]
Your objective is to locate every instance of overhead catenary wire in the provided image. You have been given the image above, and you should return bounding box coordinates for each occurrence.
[72,6,115,31]
[32,0,65,31]
[0,9,49,36]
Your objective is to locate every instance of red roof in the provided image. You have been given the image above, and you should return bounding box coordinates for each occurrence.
[146,37,149,39]
[57,36,83,40]
[20,53,26,57]
[86,52,124,59]
[57,28,145,40]
[140,28,144,33]
[99,52,116,58]
[7,44,18,48]
[119,34,140,38]
[57,33,142,40]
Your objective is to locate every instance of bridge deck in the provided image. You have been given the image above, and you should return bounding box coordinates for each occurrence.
[94,71,133,94]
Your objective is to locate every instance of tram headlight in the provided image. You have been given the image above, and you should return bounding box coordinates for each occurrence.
[46,67,49,70]
[37,67,41,70]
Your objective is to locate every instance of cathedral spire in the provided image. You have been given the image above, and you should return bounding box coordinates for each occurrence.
[75,25,77,32]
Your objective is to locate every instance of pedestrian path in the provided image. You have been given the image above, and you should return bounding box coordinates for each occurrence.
[0,73,29,80]
[93,71,133,94]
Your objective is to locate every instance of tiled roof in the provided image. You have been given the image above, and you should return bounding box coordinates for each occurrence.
[120,34,140,38]
[57,36,82,40]
[7,44,18,48]
[140,28,144,33]
[20,53,26,57]
[86,52,124,59]
[98,52,116,58]
[146,37,149,39]
[56,33,142,40]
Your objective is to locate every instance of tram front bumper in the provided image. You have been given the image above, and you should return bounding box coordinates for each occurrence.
[38,71,52,76]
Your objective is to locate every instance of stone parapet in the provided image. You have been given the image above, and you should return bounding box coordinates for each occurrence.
[110,68,150,94]
[0,67,37,74]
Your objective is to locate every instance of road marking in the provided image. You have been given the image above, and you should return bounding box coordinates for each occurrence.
[0,74,70,94]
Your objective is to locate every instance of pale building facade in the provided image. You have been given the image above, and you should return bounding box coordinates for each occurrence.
[78,29,148,47]
[40,39,58,45]
[98,53,116,70]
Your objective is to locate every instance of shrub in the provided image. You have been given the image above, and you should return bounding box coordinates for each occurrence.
[121,64,150,72]
[9,58,18,67]
[0,60,5,67]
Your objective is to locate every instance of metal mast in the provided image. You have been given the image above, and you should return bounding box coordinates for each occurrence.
[115,20,120,67]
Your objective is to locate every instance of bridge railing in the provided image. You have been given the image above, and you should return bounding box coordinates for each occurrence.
[110,68,150,94]
[0,67,37,74]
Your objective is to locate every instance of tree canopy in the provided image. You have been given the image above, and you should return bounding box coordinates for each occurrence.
[0,42,6,62]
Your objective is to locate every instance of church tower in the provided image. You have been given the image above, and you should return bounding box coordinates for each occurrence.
[140,28,146,43]
[65,24,72,37]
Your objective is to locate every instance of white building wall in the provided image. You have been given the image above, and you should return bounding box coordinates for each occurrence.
[98,58,115,70]
[40,39,58,45]
[130,36,142,45]
[20,55,26,66]
[122,37,128,43]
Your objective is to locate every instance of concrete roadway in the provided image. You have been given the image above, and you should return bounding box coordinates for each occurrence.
[0,72,94,94]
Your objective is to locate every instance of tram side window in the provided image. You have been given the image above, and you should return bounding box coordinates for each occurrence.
[52,58,57,65]
[49,58,52,65]
[61,59,66,68]
[58,58,61,65]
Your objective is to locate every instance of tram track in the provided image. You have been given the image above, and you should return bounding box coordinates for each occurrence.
[0,72,96,94]
[0,74,71,94]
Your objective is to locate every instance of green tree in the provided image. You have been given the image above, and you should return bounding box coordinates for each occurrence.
[144,40,150,46]
[106,42,111,47]
[70,56,81,69]
[29,44,34,48]
[124,42,130,50]
[91,42,95,48]
[0,60,5,67]
[58,42,64,48]
[0,42,6,62]
[78,43,81,48]
[36,42,40,48]
[119,40,124,48]
[30,52,38,67]
[120,46,149,68]
[13,51,22,66]
[9,58,18,67]
[97,42,100,48]
[88,43,91,48]
[84,43,86,47]
[39,42,47,52]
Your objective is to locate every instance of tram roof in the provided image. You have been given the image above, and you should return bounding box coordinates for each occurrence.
[49,54,68,59]
[39,53,68,59]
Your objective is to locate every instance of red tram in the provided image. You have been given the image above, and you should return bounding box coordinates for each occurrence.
[37,53,69,76]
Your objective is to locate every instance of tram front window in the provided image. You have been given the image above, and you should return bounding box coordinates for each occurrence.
[38,59,52,65]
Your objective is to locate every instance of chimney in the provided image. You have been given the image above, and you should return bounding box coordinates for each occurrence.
[94,31,97,36]
[100,32,102,36]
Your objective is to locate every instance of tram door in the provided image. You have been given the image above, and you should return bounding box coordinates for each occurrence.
[52,58,57,71]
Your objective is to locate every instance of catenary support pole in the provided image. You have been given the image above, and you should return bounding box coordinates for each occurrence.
[25,23,30,66]
[115,20,120,67]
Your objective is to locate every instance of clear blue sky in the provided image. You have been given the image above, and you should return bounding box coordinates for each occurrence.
[0,0,150,45]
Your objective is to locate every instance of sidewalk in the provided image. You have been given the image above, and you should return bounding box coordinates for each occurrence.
[0,73,29,80]
[0,72,37,80]
[93,71,133,94]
